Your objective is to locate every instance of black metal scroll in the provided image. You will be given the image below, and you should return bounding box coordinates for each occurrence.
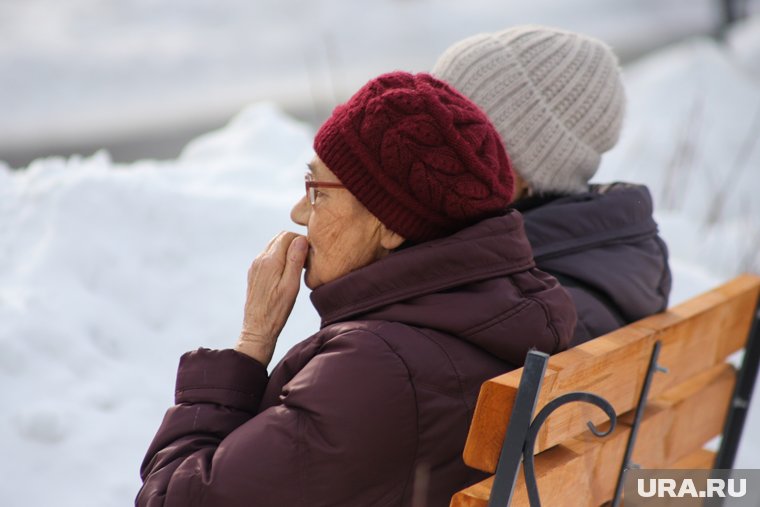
[487,341,669,507]
[521,392,617,507]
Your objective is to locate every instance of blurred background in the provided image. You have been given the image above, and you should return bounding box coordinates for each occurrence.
[1,0,757,168]
[1,1,759,506]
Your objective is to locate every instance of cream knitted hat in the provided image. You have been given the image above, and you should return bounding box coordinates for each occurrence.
[432,25,626,195]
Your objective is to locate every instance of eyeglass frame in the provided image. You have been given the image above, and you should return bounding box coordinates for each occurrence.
[304,173,345,205]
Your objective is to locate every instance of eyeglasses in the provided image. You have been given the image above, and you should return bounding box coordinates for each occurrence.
[304,173,345,205]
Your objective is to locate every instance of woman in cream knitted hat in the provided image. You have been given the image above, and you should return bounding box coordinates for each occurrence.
[433,25,625,196]
[433,25,672,343]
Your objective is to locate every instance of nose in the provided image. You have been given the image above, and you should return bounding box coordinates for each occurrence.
[291,194,310,226]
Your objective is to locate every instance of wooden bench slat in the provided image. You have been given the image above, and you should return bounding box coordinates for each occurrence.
[563,363,734,506]
[451,444,591,507]
[451,362,737,507]
[464,326,653,472]
[463,274,760,473]
[670,449,717,469]
[450,475,493,507]
[652,364,736,464]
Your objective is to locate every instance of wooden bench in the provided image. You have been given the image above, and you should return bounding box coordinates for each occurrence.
[451,274,760,507]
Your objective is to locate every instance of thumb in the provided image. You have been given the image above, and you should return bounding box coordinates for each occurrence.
[281,236,308,286]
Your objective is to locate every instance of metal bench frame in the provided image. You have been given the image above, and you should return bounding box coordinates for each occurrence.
[486,299,760,507]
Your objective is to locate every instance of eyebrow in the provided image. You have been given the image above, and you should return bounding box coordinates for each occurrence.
[305,161,316,176]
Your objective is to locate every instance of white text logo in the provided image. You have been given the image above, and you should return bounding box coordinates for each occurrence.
[637,478,746,498]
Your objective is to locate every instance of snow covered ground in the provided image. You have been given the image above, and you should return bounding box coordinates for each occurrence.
[2,14,760,507]
[0,104,322,505]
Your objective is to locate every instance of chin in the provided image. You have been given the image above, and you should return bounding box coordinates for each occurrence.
[303,268,319,290]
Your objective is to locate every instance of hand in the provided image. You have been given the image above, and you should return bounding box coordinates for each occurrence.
[236,232,308,366]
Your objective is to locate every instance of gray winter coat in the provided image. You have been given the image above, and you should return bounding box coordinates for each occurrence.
[514,183,672,344]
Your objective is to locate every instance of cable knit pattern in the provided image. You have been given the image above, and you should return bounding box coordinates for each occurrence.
[433,25,626,194]
[314,72,514,242]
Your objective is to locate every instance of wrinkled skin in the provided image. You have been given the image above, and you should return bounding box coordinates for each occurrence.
[235,156,403,366]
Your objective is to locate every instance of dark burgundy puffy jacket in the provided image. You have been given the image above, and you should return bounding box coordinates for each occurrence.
[137,211,576,507]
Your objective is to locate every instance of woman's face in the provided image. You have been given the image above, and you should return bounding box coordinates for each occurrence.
[290,156,403,289]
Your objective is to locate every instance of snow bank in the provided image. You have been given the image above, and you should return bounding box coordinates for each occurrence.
[596,34,760,295]
[2,19,760,507]
[594,25,760,467]
[0,103,320,507]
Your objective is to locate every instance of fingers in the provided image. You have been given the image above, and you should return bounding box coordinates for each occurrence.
[251,232,301,273]
[268,231,300,258]
[264,231,298,252]
[281,236,308,289]
[248,231,307,292]
[238,232,307,366]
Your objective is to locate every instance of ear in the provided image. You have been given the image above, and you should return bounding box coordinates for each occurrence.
[379,224,406,251]
[510,171,532,202]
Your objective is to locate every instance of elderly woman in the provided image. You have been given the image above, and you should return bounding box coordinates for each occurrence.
[432,26,671,345]
[137,72,575,507]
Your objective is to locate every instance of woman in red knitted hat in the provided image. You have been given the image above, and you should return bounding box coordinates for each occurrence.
[137,72,576,507]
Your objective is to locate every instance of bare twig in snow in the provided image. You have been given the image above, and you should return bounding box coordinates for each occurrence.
[705,104,760,226]
[662,97,702,211]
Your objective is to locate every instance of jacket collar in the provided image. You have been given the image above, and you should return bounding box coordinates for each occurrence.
[518,183,659,261]
[310,210,534,327]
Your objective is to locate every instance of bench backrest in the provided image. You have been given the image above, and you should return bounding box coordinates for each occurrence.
[452,274,760,507]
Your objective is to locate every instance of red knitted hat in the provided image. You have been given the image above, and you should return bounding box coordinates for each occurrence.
[314,71,514,242]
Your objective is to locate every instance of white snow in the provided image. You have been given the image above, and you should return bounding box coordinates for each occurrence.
[594,27,760,469]
[2,14,760,507]
[0,104,321,506]
[595,34,760,284]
